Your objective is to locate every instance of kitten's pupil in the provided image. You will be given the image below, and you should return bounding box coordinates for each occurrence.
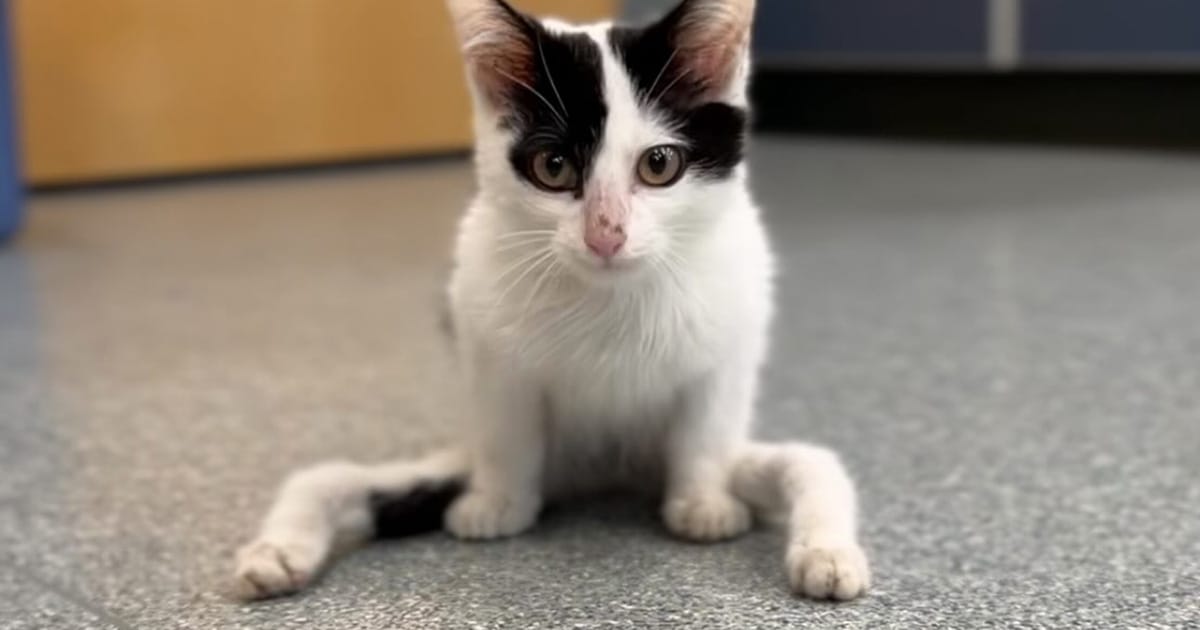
[647,149,669,175]
[546,154,566,178]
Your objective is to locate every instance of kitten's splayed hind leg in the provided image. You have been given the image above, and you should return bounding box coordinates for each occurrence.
[232,449,468,600]
[733,441,871,601]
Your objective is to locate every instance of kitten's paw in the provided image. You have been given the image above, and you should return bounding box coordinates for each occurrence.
[232,538,323,601]
[786,543,871,601]
[662,492,752,542]
[445,491,539,540]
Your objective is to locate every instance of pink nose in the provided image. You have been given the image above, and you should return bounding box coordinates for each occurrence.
[584,217,626,260]
[586,232,625,260]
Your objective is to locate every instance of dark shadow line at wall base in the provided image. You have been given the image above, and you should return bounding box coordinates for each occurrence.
[752,69,1200,151]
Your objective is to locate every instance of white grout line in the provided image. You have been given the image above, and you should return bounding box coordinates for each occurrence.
[988,0,1023,70]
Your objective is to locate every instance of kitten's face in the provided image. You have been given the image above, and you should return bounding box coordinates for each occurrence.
[449,0,754,279]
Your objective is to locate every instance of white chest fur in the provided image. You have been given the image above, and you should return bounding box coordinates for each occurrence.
[528,279,722,422]
[450,200,771,426]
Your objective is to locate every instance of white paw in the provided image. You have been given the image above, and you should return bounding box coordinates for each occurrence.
[787,543,871,601]
[232,539,323,601]
[444,491,539,540]
[662,492,752,542]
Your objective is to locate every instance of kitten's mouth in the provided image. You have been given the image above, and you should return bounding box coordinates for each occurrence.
[561,248,641,279]
[595,256,630,271]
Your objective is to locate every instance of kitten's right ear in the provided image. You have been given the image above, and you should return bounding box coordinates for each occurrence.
[446,0,536,109]
[661,0,756,102]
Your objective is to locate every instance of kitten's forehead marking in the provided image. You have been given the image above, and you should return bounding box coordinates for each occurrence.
[582,24,671,191]
[541,18,610,35]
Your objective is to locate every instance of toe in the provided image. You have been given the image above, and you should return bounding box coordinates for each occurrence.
[232,540,318,601]
[787,544,870,601]
[663,493,752,542]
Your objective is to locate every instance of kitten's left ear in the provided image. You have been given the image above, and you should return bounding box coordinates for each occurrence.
[445,0,536,109]
[662,0,756,102]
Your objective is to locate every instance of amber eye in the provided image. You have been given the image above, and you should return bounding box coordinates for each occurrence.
[529,150,579,192]
[636,145,686,187]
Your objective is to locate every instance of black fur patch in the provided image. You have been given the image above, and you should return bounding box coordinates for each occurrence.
[370,480,465,539]
[609,7,747,181]
[676,103,747,179]
[499,12,607,198]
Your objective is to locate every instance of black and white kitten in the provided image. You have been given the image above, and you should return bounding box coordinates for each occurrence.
[234,0,870,601]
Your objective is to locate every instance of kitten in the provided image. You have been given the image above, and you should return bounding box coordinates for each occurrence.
[233,0,870,601]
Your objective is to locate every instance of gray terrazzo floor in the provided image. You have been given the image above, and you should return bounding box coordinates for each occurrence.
[1,137,1198,629]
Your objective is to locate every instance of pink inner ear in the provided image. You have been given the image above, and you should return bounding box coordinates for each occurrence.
[449,1,535,108]
[672,0,755,99]
[689,45,740,94]
[470,45,535,109]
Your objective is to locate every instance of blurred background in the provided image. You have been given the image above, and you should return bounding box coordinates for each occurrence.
[4,0,1199,196]
[1,2,1199,629]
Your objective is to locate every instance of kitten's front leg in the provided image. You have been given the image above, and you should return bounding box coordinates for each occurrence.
[662,365,756,542]
[445,345,544,540]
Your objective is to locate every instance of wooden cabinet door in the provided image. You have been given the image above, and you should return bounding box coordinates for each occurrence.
[13,0,616,185]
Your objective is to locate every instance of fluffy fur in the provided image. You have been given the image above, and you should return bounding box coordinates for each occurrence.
[233,0,870,602]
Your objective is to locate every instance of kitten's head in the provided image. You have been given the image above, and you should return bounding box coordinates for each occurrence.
[448,0,754,279]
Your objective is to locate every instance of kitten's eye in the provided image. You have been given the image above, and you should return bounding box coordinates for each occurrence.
[636,145,686,187]
[529,150,579,192]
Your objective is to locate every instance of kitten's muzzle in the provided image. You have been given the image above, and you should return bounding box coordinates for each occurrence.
[583,192,628,262]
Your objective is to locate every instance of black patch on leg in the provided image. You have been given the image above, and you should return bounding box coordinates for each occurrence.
[609,12,747,181]
[499,13,608,198]
[370,480,466,539]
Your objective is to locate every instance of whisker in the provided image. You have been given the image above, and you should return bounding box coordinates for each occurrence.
[493,250,556,309]
[653,67,693,109]
[494,232,555,249]
[520,258,561,320]
[492,247,554,288]
[496,229,557,241]
[644,49,678,104]
[537,34,570,121]
[495,238,553,254]
[493,67,567,128]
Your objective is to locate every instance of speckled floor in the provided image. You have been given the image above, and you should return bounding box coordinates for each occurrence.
[1,137,1198,629]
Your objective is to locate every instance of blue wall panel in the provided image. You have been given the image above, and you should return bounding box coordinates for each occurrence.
[755,0,988,61]
[1,0,22,242]
[1024,0,1200,59]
